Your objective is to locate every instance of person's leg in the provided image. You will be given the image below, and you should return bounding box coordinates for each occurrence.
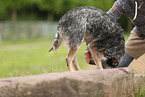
[125,27,145,59]
[117,52,134,67]
[118,27,145,67]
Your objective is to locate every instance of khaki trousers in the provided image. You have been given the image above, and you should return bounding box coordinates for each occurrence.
[125,28,145,59]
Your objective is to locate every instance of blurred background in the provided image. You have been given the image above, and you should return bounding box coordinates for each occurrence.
[0,0,137,78]
[0,0,133,42]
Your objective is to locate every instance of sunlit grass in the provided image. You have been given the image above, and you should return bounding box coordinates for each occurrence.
[0,33,130,78]
[0,38,88,78]
[134,87,145,97]
[124,32,130,42]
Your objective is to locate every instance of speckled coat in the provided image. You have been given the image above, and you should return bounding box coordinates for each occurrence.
[50,6,125,67]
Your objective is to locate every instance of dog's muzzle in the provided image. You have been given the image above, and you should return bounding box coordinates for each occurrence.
[106,57,118,68]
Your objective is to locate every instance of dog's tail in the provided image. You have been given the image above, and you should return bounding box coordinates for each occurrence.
[49,32,63,53]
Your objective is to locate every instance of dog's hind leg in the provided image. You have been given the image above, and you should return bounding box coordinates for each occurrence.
[88,43,103,70]
[66,47,78,71]
[73,55,80,71]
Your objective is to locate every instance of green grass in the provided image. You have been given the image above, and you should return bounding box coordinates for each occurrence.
[0,33,130,78]
[0,38,88,78]
[135,87,145,97]
[124,32,130,42]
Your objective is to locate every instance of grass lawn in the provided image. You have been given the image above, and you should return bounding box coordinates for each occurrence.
[0,38,89,78]
[1,34,145,96]
[0,33,130,78]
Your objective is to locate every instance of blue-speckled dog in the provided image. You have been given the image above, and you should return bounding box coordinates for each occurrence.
[49,6,125,71]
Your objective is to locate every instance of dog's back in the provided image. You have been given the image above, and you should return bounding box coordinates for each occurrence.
[49,6,125,70]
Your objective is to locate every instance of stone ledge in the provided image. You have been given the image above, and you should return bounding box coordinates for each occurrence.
[0,68,141,97]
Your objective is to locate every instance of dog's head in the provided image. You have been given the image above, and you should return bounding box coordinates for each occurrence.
[102,57,118,69]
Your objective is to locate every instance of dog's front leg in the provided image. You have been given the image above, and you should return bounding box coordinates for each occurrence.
[88,44,103,70]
